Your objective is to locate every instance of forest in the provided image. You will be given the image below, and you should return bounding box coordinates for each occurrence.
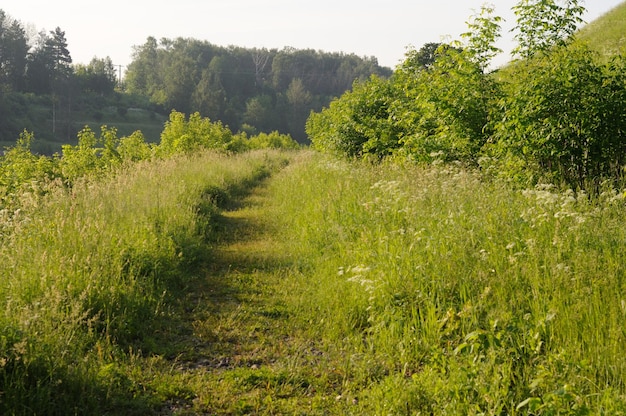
[125,37,391,142]
[0,9,391,150]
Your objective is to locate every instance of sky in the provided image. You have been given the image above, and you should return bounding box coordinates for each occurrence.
[3,0,624,72]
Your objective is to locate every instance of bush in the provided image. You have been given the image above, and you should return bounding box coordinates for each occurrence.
[156,111,233,156]
[306,75,402,159]
[487,43,626,187]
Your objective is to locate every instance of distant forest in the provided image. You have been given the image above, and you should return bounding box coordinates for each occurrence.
[125,37,393,141]
[0,9,392,146]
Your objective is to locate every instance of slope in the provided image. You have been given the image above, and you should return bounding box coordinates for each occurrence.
[578,1,626,57]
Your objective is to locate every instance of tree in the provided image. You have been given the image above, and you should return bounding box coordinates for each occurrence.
[407,42,442,70]
[489,43,626,187]
[161,52,197,114]
[45,27,73,82]
[462,5,503,71]
[252,49,271,88]
[285,78,311,141]
[192,67,226,120]
[394,45,497,163]
[25,30,52,94]
[243,95,276,133]
[74,57,117,95]
[25,26,73,93]
[307,75,402,158]
[512,0,586,58]
[0,11,28,92]
[125,37,161,99]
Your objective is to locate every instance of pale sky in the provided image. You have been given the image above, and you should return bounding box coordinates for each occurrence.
[3,1,624,71]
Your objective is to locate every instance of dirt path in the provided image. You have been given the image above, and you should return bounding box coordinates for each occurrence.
[151,178,326,415]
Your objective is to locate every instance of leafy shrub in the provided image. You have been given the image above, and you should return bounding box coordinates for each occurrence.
[59,126,122,183]
[486,43,626,187]
[0,131,58,207]
[306,75,402,159]
[308,6,501,164]
[393,44,498,164]
[156,111,233,156]
[247,131,300,150]
[116,130,153,162]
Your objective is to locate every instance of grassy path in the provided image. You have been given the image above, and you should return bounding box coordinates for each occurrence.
[115,151,626,415]
[146,170,345,415]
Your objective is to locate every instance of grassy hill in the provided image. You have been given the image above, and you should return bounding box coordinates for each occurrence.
[578,1,626,57]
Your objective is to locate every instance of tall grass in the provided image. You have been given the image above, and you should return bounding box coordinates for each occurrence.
[0,150,288,414]
[578,1,626,58]
[267,151,626,414]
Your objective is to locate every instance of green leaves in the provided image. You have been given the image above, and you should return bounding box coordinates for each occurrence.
[490,42,626,187]
[157,111,233,156]
[512,0,586,58]
[461,4,503,70]
[307,75,401,158]
[307,1,626,190]
[308,5,502,164]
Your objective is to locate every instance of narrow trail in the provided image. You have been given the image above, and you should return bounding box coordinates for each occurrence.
[153,176,325,415]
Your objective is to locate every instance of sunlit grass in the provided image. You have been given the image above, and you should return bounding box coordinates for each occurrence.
[0,149,289,414]
[3,148,626,414]
[579,2,626,58]
[265,151,626,414]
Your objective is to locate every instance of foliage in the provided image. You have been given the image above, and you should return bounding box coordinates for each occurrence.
[156,111,233,156]
[487,43,626,187]
[512,0,586,59]
[125,37,392,142]
[74,57,118,95]
[59,125,122,182]
[307,74,402,158]
[308,1,626,189]
[394,42,499,164]
[0,107,301,214]
[462,5,503,70]
[0,131,58,207]
[309,4,502,164]
[246,131,300,150]
[0,10,28,92]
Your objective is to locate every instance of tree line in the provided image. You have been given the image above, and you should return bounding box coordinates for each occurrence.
[0,10,119,143]
[124,37,391,142]
[0,9,391,146]
[307,0,626,190]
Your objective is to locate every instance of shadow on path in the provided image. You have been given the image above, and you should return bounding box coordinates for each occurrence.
[151,178,300,414]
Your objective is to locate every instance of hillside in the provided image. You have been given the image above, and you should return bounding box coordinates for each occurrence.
[578,1,626,57]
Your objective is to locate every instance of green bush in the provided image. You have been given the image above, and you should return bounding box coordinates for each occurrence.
[307,75,402,159]
[156,110,233,156]
[486,43,626,187]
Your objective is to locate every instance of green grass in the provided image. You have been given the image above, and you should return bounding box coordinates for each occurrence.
[2,149,626,414]
[264,152,626,414]
[579,1,626,58]
[0,149,290,414]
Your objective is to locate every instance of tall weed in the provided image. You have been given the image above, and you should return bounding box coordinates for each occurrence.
[267,151,626,414]
[0,150,287,414]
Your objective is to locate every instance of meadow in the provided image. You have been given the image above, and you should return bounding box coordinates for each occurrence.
[1,149,626,414]
[0,149,289,414]
[266,152,626,414]
[2,1,626,413]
